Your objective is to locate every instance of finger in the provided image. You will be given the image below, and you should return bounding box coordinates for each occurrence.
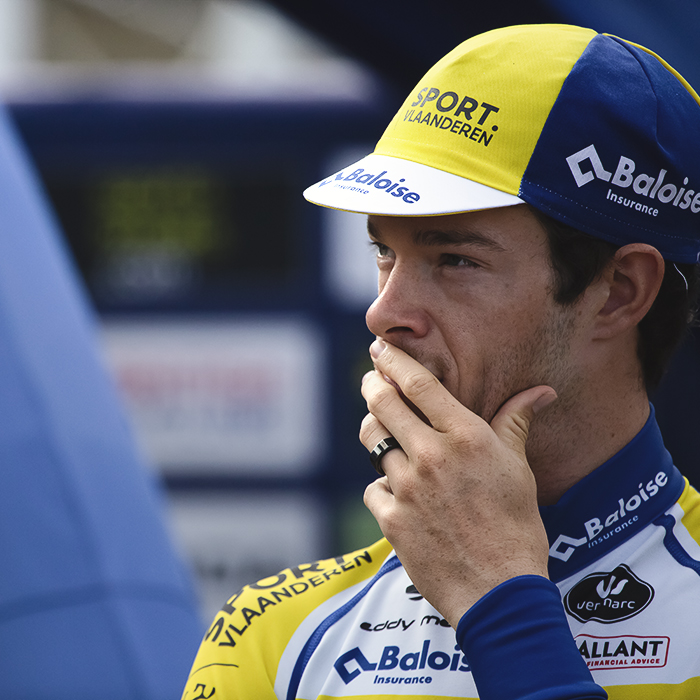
[359,411,389,451]
[490,385,557,456]
[360,412,406,476]
[361,369,433,445]
[369,339,477,433]
[364,476,395,519]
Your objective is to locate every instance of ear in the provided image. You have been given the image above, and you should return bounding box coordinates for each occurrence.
[593,244,665,340]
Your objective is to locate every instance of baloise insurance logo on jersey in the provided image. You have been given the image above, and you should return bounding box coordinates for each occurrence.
[334,639,469,687]
[548,470,669,563]
[564,564,654,623]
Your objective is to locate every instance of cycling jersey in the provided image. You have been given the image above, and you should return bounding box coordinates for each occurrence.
[182,408,700,699]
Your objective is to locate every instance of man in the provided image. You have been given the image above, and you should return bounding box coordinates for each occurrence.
[181,24,700,699]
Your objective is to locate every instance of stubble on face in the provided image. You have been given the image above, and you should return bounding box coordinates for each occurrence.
[367,206,585,458]
[474,301,580,425]
[392,296,579,435]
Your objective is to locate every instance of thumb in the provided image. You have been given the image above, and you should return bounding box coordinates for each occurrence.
[490,386,557,456]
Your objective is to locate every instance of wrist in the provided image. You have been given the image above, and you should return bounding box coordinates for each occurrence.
[456,575,605,700]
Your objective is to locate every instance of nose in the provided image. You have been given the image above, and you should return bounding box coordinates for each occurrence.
[365,264,431,341]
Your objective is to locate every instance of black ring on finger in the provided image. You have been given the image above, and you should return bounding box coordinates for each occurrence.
[369,437,402,476]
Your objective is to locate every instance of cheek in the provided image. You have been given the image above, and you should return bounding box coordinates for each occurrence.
[475,306,572,413]
[441,287,561,405]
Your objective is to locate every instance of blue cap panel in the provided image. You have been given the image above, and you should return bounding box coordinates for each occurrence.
[521,34,700,262]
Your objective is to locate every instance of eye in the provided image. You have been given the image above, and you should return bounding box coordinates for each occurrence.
[369,240,393,259]
[441,253,480,269]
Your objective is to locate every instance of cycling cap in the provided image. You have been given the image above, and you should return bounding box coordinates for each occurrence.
[304,24,700,262]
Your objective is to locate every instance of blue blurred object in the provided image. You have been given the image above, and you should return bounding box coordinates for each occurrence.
[541,0,700,89]
[0,104,202,699]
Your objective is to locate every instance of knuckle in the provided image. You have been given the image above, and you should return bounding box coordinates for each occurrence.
[369,500,401,537]
[360,370,380,400]
[412,442,440,468]
[367,381,397,414]
[379,510,400,537]
[359,414,377,443]
[363,483,375,508]
[402,371,439,401]
[508,412,531,441]
[451,424,491,455]
[409,443,450,480]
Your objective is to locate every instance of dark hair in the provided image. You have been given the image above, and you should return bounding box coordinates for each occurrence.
[530,207,700,391]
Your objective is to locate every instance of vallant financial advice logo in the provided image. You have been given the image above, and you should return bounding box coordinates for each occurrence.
[575,634,669,671]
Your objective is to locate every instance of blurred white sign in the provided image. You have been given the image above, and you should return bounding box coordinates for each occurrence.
[100,317,326,475]
[321,146,379,310]
[323,207,378,309]
[167,491,326,625]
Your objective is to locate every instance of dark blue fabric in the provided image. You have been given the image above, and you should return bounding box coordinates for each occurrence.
[540,0,700,91]
[540,406,684,582]
[456,576,607,700]
[521,33,700,263]
[0,104,202,699]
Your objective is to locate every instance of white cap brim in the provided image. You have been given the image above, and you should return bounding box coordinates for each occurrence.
[303,153,524,216]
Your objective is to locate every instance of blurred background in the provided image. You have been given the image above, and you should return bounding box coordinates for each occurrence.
[1,0,699,675]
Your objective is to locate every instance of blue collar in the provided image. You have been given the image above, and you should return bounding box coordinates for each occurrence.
[540,406,685,582]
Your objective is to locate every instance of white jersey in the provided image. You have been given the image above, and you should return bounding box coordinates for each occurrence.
[182,409,700,699]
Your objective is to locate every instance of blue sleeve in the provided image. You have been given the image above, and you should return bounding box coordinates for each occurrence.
[455,575,607,700]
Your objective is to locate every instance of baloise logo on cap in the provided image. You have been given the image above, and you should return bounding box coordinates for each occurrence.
[318,168,421,204]
[566,144,700,218]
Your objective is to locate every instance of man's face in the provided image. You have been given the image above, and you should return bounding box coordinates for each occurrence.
[365,205,585,425]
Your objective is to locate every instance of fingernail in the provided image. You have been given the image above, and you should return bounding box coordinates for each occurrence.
[533,390,557,415]
[370,339,386,359]
[361,371,373,385]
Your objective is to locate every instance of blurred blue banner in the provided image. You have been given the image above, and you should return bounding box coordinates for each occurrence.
[0,104,202,699]
[542,0,700,88]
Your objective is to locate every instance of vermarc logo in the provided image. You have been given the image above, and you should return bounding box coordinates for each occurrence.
[566,144,700,215]
[564,564,654,623]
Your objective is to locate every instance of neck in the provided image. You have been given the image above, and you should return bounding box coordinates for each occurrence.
[527,366,651,506]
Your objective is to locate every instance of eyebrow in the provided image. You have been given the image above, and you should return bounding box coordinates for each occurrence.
[367,219,507,253]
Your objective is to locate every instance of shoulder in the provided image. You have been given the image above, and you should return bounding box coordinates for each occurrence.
[211,537,394,644]
[676,478,700,540]
[182,538,394,699]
